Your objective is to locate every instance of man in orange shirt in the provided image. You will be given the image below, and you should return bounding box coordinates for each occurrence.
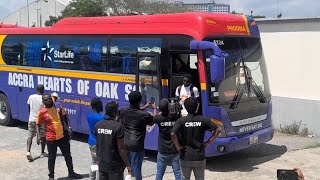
[36,94,82,180]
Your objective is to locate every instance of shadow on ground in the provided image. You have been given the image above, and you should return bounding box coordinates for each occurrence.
[145,143,287,173]
[206,143,287,172]
[57,173,89,180]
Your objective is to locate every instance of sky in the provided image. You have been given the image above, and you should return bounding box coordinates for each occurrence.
[1,0,320,19]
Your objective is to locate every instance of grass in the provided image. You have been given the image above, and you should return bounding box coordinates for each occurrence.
[304,143,320,149]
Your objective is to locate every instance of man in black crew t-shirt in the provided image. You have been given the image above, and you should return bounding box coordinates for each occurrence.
[95,101,132,180]
[154,99,181,180]
[119,91,156,180]
[171,97,221,180]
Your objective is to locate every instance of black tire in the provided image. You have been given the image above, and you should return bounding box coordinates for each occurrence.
[0,93,13,126]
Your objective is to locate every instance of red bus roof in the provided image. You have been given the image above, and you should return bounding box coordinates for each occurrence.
[0,12,253,40]
[0,24,19,28]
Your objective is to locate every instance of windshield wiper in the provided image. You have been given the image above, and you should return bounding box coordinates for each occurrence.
[229,84,245,109]
[243,65,267,103]
[247,76,267,103]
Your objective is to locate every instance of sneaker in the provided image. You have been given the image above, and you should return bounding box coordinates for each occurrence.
[48,178,54,180]
[68,172,83,179]
[40,152,48,158]
[26,152,33,161]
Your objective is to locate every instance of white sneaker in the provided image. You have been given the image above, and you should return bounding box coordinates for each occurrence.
[26,152,33,161]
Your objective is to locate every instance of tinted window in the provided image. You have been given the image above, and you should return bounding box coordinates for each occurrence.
[108,38,162,74]
[2,35,107,72]
[60,36,107,71]
[2,36,23,65]
[170,35,194,51]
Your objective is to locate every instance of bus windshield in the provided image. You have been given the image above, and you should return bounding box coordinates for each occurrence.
[205,37,271,105]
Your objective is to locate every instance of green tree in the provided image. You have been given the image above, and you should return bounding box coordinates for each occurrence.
[101,0,189,15]
[44,16,61,27]
[61,0,105,17]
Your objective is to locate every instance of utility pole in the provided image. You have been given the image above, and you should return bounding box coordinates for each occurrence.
[27,0,29,27]
[277,0,279,18]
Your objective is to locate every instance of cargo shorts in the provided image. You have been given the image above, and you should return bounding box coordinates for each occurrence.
[28,121,45,138]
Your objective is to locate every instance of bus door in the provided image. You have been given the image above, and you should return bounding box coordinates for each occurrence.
[136,52,161,150]
[136,53,162,106]
[169,53,200,98]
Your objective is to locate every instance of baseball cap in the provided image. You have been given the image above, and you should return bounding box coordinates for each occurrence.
[51,92,59,98]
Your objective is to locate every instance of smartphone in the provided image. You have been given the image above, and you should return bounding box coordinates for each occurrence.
[150,97,155,104]
[277,169,299,180]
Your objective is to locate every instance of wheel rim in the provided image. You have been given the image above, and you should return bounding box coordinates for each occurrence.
[0,101,7,120]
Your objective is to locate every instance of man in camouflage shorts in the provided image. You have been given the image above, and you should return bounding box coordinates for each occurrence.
[26,85,47,161]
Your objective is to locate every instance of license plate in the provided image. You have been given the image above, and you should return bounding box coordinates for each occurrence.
[249,136,259,144]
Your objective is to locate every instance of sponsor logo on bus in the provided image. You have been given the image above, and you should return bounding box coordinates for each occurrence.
[41,40,75,64]
[227,25,247,32]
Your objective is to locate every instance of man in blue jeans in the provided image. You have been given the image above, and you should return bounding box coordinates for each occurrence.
[87,98,106,180]
[119,91,156,180]
[154,99,181,180]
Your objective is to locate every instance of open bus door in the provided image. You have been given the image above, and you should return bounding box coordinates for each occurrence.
[135,53,162,106]
[136,52,162,150]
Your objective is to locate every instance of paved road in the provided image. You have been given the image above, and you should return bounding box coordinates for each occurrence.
[0,122,319,180]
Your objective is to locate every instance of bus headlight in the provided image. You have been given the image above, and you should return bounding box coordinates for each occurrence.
[211,119,226,138]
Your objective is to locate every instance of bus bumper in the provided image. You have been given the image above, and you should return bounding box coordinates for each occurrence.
[205,126,274,157]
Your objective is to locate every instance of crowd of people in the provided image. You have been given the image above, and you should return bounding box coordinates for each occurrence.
[25,77,304,180]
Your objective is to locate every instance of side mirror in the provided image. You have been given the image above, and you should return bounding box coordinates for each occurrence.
[210,55,225,83]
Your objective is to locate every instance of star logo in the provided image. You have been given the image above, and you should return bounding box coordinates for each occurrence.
[146,124,155,133]
[41,40,54,61]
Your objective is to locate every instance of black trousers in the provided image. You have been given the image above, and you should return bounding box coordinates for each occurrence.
[47,136,74,178]
[100,170,124,180]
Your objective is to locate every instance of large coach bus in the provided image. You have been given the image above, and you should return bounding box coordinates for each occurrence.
[0,13,273,156]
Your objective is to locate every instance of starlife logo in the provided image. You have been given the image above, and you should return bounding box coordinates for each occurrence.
[41,40,75,62]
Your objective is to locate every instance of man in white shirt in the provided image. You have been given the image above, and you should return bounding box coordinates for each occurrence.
[175,74,200,117]
[26,84,46,161]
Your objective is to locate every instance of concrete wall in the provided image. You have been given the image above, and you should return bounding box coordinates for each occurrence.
[257,18,320,136]
[1,0,67,27]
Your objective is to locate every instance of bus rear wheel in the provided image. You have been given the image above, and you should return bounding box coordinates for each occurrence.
[0,94,13,126]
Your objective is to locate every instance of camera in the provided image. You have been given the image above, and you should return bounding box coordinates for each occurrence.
[168,97,182,117]
[277,169,299,180]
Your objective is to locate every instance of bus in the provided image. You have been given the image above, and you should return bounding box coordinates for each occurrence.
[0,12,273,157]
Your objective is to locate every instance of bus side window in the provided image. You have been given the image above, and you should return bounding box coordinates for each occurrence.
[2,36,23,66]
[61,37,106,72]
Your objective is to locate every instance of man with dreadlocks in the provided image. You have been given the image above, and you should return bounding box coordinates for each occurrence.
[171,97,221,180]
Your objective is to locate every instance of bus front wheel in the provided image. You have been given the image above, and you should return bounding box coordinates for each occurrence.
[0,94,13,126]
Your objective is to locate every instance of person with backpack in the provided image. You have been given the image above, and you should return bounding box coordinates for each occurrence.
[175,74,200,117]
[171,97,221,180]
[154,98,181,180]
